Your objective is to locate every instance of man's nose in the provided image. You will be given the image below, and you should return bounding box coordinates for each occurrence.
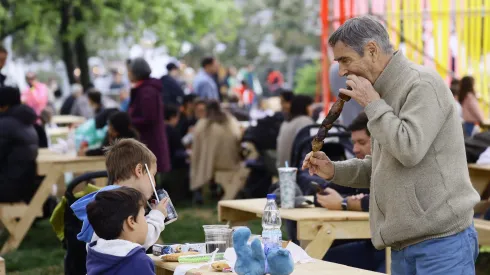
[338,67,348,77]
[353,144,360,153]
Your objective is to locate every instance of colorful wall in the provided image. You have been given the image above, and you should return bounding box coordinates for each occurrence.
[321,0,490,115]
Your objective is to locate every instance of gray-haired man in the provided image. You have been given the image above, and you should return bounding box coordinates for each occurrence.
[303,16,480,274]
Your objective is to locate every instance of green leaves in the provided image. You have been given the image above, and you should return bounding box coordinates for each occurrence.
[295,61,320,96]
[2,0,239,60]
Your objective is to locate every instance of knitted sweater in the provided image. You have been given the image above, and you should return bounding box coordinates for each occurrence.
[331,51,479,250]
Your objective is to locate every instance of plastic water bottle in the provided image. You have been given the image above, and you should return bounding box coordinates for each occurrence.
[262,193,282,273]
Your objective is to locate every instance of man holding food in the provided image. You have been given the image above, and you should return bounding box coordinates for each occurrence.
[303,15,480,274]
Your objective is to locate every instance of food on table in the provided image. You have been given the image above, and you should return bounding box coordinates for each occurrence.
[161,251,199,262]
[212,261,231,271]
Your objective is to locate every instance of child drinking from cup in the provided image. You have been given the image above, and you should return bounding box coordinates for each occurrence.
[71,138,168,249]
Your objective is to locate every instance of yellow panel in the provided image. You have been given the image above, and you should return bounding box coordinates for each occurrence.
[394,0,401,50]
[403,0,412,60]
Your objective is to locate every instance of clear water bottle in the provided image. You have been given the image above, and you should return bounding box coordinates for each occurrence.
[262,193,282,273]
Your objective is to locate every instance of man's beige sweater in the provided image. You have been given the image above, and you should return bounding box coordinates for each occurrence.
[331,51,480,250]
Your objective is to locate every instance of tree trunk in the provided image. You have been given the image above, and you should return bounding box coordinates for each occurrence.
[73,4,90,91]
[74,35,90,91]
[59,0,76,84]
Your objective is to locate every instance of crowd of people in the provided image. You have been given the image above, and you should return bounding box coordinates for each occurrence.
[1,14,489,274]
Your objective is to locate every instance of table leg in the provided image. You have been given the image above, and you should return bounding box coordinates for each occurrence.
[386,247,392,275]
[304,224,335,259]
[1,167,61,254]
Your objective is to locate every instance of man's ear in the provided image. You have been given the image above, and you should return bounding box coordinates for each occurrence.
[365,41,379,62]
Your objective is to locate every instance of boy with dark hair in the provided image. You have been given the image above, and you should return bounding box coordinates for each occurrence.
[86,187,155,275]
[71,138,168,249]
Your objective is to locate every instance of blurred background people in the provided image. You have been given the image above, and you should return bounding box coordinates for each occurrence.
[127,57,171,173]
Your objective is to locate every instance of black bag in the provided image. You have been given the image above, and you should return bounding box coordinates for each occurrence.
[465,131,490,163]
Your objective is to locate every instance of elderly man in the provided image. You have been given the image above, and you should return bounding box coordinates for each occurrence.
[303,16,480,274]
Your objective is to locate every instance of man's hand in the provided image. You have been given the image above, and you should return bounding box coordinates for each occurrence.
[349,193,366,200]
[317,188,343,210]
[339,75,380,107]
[302,151,335,180]
[153,198,169,217]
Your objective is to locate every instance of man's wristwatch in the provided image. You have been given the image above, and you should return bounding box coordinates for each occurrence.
[341,197,348,211]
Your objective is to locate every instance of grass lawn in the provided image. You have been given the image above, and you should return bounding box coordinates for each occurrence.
[2,202,490,274]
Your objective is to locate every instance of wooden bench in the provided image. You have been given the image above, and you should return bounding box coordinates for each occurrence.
[0,257,4,275]
[475,218,490,246]
[0,203,43,254]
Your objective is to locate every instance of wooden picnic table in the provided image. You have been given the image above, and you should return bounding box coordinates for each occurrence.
[218,198,391,274]
[148,255,382,275]
[468,163,490,195]
[0,149,106,254]
[52,115,85,125]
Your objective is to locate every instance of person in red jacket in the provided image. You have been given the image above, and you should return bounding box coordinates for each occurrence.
[127,57,171,173]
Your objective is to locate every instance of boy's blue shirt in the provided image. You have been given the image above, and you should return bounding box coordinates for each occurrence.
[71,185,121,243]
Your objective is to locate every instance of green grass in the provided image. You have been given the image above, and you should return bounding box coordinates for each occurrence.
[1,201,264,274]
[2,203,490,274]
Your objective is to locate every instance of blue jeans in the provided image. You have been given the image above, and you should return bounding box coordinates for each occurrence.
[392,225,479,275]
[463,122,475,136]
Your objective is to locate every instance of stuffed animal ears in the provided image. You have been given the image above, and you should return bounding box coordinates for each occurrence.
[233,227,252,249]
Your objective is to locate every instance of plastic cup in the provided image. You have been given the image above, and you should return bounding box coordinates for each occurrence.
[203,225,232,253]
[278,167,297,209]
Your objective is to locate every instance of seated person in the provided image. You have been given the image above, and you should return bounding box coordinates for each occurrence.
[87,89,104,116]
[190,100,243,203]
[86,187,157,275]
[0,86,39,202]
[276,95,314,167]
[176,94,198,138]
[78,112,139,156]
[164,104,188,169]
[71,138,168,249]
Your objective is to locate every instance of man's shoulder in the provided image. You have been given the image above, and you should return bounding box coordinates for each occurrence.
[406,63,445,89]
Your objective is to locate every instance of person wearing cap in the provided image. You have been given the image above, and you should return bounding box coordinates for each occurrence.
[160,62,185,106]
[127,57,171,173]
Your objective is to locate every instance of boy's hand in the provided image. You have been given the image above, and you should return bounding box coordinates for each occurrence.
[153,198,169,217]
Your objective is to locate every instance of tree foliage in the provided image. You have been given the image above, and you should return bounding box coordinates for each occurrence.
[294,61,319,96]
[1,0,240,87]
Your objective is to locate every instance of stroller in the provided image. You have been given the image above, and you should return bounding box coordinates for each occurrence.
[52,171,109,275]
[290,124,353,195]
[239,112,285,198]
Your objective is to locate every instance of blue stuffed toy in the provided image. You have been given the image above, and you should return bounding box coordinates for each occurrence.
[233,227,265,275]
[233,228,294,275]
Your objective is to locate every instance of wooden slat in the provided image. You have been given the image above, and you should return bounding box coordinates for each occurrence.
[0,257,4,275]
[297,221,371,241]
[218,198,369,222]
[475,218,490,246]
[148,255,383,275]
[0,203,42,220]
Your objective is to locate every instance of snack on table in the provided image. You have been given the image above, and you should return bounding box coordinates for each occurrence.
[161,251,199,262]
[212,261,231,271]
[178,253,225,263]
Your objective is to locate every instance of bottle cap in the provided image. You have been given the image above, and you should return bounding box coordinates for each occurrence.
[266,194,276,200]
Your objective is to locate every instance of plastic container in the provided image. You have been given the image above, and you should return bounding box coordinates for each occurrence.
[278,167,298,208]
[262,193,282,273]
[203,225,231,253]
[156,189,178,225]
